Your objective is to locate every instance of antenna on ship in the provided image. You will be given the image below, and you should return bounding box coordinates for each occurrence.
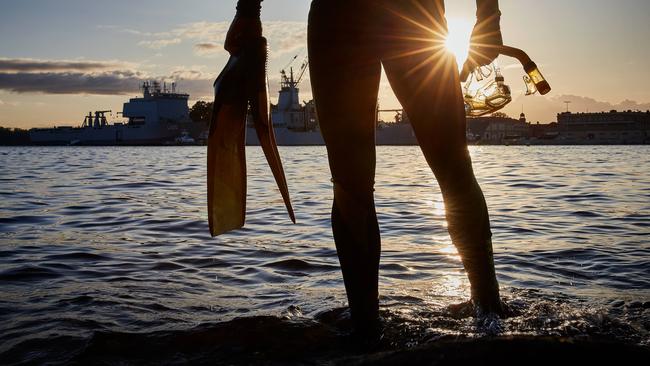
[280,55,309,89]
[296,58,309,84]
[83,112,93,128]
[564,101,572,113]
[281,55,299,73]
[142,81,151,98]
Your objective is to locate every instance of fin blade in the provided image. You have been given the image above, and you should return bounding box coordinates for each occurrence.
[251,38,296,223]
[207,55,249,236]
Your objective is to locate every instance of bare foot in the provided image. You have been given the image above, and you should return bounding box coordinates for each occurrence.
[447,299,514,319]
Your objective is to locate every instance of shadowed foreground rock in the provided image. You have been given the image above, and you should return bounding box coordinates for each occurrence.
[66,316,649,365]
[345,336,647,366]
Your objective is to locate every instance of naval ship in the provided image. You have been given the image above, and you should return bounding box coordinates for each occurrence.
[246,62,418,146]
[30,81,191,145]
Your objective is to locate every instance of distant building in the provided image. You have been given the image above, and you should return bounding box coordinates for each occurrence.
[466,110,650,145]
[467,114,530,144]
[557,110,650,144]
[529,122,560,142]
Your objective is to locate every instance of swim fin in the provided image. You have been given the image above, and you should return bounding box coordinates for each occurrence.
[248,38,296,225]
[207,52,248,237]
[207,37,295,237]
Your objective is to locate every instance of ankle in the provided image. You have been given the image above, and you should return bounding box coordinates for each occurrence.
[471,294,505,317]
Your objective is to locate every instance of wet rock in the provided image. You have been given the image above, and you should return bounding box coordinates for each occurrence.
[284,305,304,318]
[627,301,643,309]
[610,300,625,308]
[344,336,650,366]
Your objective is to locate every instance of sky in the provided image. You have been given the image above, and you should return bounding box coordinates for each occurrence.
[1,0,649,128]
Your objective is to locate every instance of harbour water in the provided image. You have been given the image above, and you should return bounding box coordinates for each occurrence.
[1,146,649,364]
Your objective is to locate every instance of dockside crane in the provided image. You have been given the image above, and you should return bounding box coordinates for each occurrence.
[295,57,309,85]
[83,110,112,128]
[280,55,309,89]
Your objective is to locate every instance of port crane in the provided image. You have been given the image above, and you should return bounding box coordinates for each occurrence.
[82,110,112,128]
[282,55,404,125]
[280,55,309,89]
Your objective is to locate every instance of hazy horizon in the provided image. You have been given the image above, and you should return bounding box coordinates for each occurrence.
[1,0,649,128]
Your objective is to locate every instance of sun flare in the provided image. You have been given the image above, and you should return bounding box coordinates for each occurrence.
[444,18,474,69]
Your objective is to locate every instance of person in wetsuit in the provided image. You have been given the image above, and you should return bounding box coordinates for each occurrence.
[226,0,504,334]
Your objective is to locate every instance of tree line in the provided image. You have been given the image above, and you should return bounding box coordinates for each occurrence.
[0,127,30,145]
[189,101,214,123]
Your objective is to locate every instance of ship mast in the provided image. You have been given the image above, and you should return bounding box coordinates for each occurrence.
[280,56,308,90]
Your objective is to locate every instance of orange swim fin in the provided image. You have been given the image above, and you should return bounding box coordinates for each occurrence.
[207,37,295,237]
[207,53,248,237]
[248,38,296,224]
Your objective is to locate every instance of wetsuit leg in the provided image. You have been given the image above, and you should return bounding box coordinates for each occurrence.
[379,1,502,312]
[308,0,383,329]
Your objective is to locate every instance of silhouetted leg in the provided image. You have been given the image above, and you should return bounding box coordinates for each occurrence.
[308,0,383,330]
[382,21,502,313]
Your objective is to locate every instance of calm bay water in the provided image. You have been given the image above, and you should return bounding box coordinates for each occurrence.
[1,146,649,363]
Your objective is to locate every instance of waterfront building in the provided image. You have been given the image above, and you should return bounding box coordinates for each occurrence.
[467,114,530,144]
[557,110,650,144]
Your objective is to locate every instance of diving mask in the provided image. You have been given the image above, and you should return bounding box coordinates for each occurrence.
[462,45,551,117]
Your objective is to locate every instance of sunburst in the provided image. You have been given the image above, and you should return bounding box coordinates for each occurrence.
[380,4,480,94]
[444,17,474,70]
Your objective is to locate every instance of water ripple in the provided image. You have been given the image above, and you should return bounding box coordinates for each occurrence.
[0,146,649,362]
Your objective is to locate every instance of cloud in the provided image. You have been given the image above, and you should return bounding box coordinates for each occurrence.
[0,58,216,98]
[263,22,308,56]
[0,71,146,95]
[172,21,230,43]
[0,58,146,95]
[0,71,216,99]
[118,21,307,57]
[193,42,224,57]
[97,25,173,38]
[117,21,229,51]
[556,95,650,112]
[0,58,133,73]
[138,38,182,49]
[173,79,214,99]
[168,67,212,80]
[194,42,219,51]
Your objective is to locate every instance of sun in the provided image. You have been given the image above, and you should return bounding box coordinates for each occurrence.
[444,17,474,69]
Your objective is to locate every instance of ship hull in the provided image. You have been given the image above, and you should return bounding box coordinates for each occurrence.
[29,123,182,146]
[245,123,418,146]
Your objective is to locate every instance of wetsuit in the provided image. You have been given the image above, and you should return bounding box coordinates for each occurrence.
[233,0,503,331]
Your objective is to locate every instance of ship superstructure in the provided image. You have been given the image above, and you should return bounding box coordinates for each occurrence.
[30,81,191,145]
[273,63,318,131]
[246,57,418,146]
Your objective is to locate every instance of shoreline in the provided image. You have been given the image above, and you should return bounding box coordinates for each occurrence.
[12,316,644,365]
